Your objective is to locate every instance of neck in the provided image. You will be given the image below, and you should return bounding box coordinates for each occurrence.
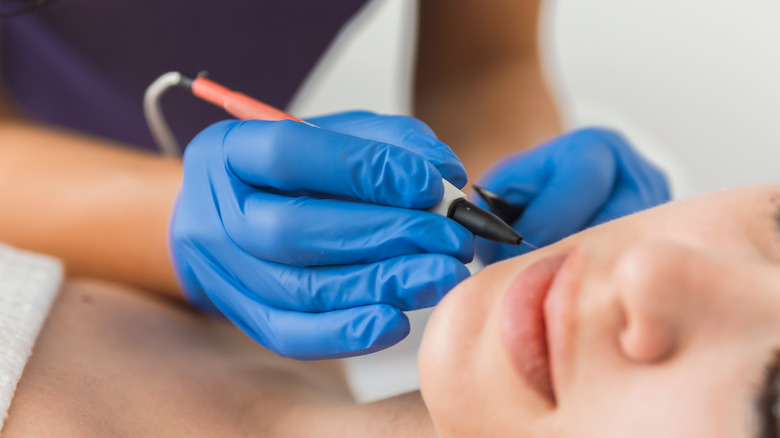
[281,391,438,438]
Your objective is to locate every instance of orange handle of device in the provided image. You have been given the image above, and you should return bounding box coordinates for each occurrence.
[191,77,304,122]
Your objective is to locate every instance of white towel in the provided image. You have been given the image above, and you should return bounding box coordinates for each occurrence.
[0,244,62,432]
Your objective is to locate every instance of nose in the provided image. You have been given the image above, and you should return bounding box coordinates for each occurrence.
[613,239,717,363]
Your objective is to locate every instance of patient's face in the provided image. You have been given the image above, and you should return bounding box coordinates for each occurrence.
[419,185,780,437]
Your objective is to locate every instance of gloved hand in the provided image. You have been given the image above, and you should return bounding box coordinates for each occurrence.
[476,128,670,263]
[170,111,473,359]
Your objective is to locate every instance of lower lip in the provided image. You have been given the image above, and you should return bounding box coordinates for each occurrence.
[501,254,566,405]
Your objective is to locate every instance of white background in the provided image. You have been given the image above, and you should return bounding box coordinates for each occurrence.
[289,0,780,401]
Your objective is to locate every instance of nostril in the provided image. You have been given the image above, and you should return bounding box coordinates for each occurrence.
[613,239,693,363]
[619,314,677,363]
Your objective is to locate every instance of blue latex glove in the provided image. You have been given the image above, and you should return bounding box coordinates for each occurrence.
[476,128,670,263]
[170,111,473,359]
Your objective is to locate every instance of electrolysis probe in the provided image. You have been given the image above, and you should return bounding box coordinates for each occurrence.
[144,72,523,245]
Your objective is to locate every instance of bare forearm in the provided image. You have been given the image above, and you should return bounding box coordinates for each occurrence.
[414,0,562,181]
[0,119,183,298]
[414,58,561,180]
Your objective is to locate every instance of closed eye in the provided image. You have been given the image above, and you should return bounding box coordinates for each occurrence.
[754,350,780,438]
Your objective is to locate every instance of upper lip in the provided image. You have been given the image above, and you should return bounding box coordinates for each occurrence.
[501,250,574,407]
[544,249,578,406]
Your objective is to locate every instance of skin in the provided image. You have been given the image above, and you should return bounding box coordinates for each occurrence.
[415,0,562,178]
[3,278,435,438]
[5,185,780,436]
[0,119,183,296]
[420,184,780,437]
[0,2,561,300]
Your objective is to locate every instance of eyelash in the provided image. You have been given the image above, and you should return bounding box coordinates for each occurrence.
[774,197,780,224]
[763,197,780,258]
[756,350,780,438]
[773,201,780,243]
[750,197,780,437]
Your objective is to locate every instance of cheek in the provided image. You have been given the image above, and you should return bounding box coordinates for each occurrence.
[560,343,751,438]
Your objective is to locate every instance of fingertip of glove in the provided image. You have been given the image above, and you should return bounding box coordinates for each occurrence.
[403,132,467,189]
[354,305,410,352]
[398,160,446,209]
[445,172,469,191]
[429,257,472,302]
[437,255,472,285]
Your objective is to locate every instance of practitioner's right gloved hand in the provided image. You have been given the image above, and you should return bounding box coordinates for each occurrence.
[169,112,473,360]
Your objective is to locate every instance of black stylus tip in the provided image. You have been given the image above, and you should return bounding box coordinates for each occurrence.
[447,199,523,245]
[472,185,526,225]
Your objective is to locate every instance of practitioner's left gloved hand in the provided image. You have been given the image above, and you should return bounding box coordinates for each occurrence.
[476,128,670,264]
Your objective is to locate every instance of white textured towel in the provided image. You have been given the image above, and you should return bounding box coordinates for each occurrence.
[0,244,62,433]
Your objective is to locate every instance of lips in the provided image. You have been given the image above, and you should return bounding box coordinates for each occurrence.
[500,254,567,405]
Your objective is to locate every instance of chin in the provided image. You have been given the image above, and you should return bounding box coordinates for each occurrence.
[418,253,548,437]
